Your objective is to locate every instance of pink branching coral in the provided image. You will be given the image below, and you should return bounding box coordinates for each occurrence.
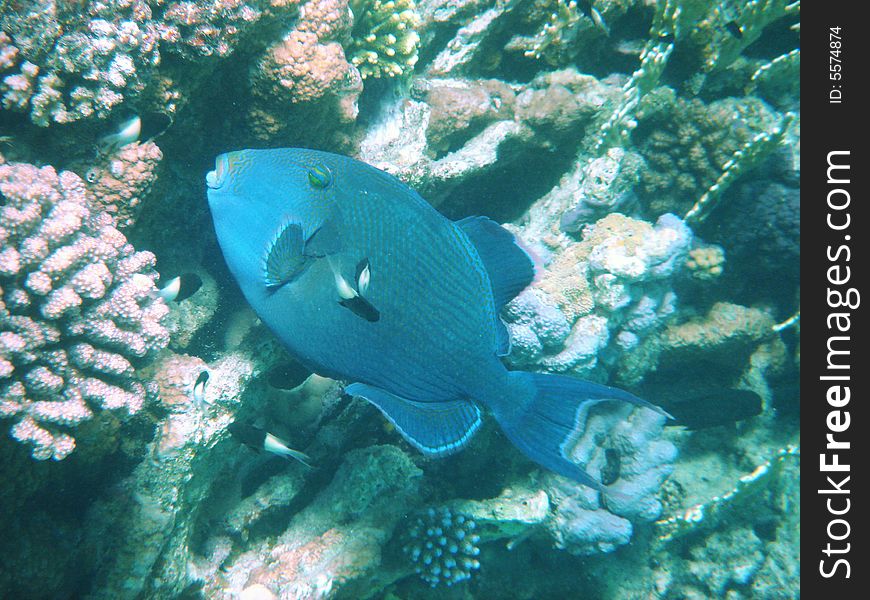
[0,158,170,460]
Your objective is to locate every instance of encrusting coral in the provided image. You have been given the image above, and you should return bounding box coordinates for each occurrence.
[544,403,676,555]
[81,141,163,230]
[0,158,169,460]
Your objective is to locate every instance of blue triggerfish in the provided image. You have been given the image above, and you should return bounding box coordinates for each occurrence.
[206,148,667,491]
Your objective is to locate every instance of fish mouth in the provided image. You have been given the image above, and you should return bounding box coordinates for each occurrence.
[206,152,232,189]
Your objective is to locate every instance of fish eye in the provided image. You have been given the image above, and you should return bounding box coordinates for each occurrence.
[307,164,332,190]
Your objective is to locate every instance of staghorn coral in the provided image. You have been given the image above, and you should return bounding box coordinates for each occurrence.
[652,446,799,598]
[683,0,800,77]
[0,159,169,460]
[506,0,634,67]
[81,141,163,230]
[348,0,421,79]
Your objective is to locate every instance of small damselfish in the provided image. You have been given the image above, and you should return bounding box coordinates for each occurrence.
[206,148,668,491]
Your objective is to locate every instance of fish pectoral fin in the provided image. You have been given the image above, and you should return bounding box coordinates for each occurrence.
[345,383,482,457]
[339,295,380,322]
[264,223,311,289]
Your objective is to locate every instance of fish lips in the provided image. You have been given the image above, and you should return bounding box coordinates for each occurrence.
[206,153,232,189]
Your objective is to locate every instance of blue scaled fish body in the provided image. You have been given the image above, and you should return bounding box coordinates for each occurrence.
[206,148,664,490]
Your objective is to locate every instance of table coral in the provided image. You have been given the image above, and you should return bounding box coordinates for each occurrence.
[0,159,169,460]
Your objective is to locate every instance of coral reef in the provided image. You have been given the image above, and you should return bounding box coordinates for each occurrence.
[246,0,363,143]
[0,159,169,460]
[0,0,800,596]
[84,350,256,598]
[633,90,777,216]
[702,164,799,285]
[208,444,423,599]
[684,243,724,280]
[359,67,622,207]
[657,302,775,371]
[159,0,273,60]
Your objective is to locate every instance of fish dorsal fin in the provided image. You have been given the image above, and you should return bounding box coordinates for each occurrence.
[346,383,482,458]
[456,216,535,309]
[264,223,310,289]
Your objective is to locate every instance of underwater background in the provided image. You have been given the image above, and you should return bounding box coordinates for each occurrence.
[0,0,799,598]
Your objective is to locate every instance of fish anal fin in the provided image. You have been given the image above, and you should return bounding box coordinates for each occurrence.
[265,223,310,289]
[456,216,535,308]
[346,383,481,457]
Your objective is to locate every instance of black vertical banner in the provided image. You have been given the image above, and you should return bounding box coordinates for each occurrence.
[803,1,866,596]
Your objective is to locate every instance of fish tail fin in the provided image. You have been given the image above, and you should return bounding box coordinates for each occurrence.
[492,371,668,492]
[281,449,314,469]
